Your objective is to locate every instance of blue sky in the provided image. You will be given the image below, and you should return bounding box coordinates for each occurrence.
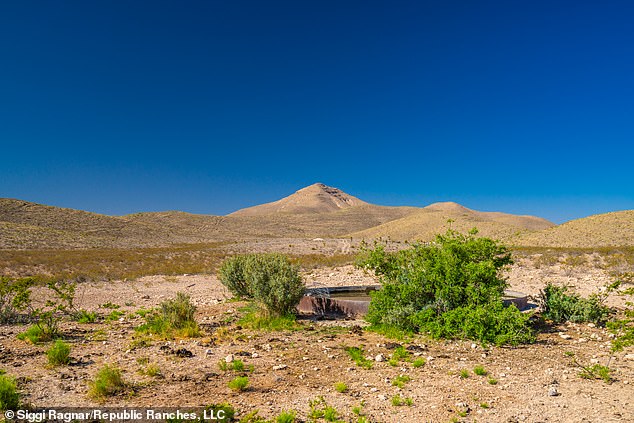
[1,1,633,223]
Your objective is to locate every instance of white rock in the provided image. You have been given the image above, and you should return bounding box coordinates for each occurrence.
[375,354,385,362]
[272,364,288,370]
[624,354,634,361]
[378,394,387,401]
[251,353,259,358]
[559,333,573,340]
[225,354,234,363]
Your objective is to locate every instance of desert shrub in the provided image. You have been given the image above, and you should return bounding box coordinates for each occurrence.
[245,254,304,317]
[220,254,305,317]
[540,283,613,325]
[89,364,126,399]
[218,255,252,298]
[47,339,71,366]
[0,373,20,411]
[137,292,200,338]
[0,276,32,323]
[359,229,534,345]
[420,302,535,346]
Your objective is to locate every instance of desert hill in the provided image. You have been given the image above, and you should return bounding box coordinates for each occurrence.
[4,186,630,250]
[349,202,555,242]
[513,210,634,247]
[229,183,369,216]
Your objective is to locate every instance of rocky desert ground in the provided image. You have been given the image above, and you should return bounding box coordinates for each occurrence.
[1,241,633,423]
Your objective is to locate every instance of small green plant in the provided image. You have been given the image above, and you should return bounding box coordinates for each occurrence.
[105,310,125,322]
[351,403,364,416]
[334,381,348,393]
[17,325,46,344]
[75,309,97,323]
[47,339,71,366]
[473,365,488,376]
[231,360,245,372]
[89,364,126,400]
[459,369,470,379]
[564,351,575,357]
[144,363,161,377]
[228,376,249,392]
[308,397,339,420]
[412,358,426,368]
[392,374,411,388]
[391,395,402,406]
[238,305,300,331]
[488,377,498,385]
[388,346,410,366]
[404,397,413,406]
[136,293,200,338]
[480,402,490,409]
[275,410,296,423]
[100,302,120,309]
[218,360,229,371]
[0,373,20,411]
[579,364,613,383]
[323,405,339,422]
[345,346,373,369]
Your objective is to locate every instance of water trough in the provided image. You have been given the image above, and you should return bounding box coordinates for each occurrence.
[297,285,529,317]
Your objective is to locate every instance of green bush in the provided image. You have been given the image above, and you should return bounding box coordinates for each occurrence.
[218,255,252,298]
[358,229,534,345]
[89,364,126,400]
[540,283,613,325]
[47,339,71,366]
[0,373,20,411]
[219,254,305,317]
[0,276,32,324]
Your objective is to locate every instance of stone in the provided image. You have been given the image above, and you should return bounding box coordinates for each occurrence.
[272,364,288,370]
[548,387,559,396]
[375,354,385,362]
[225,354,234,363]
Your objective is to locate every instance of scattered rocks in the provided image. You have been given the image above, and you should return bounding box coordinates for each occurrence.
[174,348,193,358]
[272,364,288,370]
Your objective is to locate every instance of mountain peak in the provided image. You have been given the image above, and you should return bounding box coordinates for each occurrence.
[229,183,369,216]
[424,201,473,214]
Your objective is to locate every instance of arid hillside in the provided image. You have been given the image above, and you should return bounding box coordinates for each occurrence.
[229,183,369,216]
[514,210,634,247]
[349,202,555,242]
[3,186,631,250]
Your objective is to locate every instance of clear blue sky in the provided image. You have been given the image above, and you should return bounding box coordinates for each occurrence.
[1,1,633,223]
